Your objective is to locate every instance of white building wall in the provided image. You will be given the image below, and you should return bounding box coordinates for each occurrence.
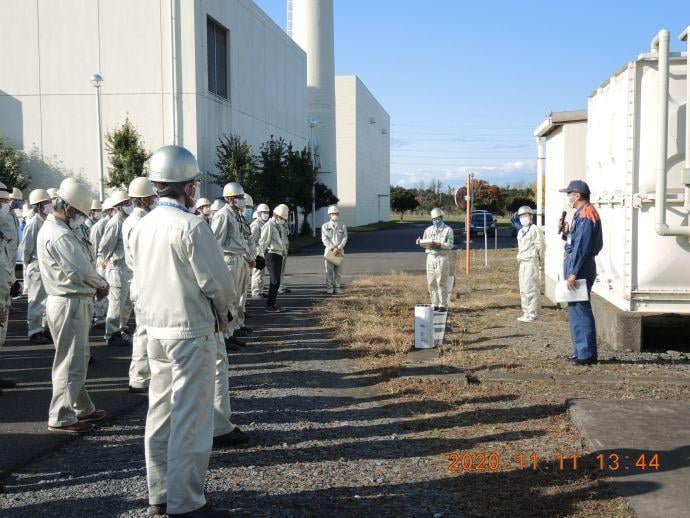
[0,0,307,201]
[335,75,390,227]
[543,121,587,303]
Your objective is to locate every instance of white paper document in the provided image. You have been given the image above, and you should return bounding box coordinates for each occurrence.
[418,239,436,249]
[555,279,589,303]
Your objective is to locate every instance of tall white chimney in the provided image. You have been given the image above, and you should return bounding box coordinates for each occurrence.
[288,0,338,204]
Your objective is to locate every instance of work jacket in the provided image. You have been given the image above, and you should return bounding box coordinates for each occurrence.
[130,198,234,340]
[37,215,107,298]
[321,220,348,255]
[422,223,454,256]
[122,207,148,272]
[19,213,43,267]
[99,212,127,267]
[249,217,266,257]
[516,224,544,263]
[89,216,109,264]
[259,218,287,256]
[211,205,252,261]
[564,203,603,282]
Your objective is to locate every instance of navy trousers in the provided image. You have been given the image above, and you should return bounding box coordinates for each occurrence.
[565,261,598,361]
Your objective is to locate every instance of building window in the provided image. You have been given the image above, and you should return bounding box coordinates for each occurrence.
[207,17,228,99]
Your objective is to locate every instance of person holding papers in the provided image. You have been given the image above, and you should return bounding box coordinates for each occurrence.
[416,208,454,312]
[559,180,603,365]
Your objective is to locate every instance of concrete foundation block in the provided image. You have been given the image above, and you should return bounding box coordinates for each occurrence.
[591,292,642,352]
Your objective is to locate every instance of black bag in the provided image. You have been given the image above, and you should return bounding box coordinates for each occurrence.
[10,280,22,298]
[254,255,266,270]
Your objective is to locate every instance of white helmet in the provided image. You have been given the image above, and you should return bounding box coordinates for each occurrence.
[327,205,339,215]
[91,200,103,211]
[430,207,444,218]
[517,205,534,216]
[10,187,23,201]
[256,203,270,213]
[210,199,225,211]
[244,193,254,207]
[109,189,131,207]
[56,180,92,215]
[273,204,289,220]
[29,189,51,206]
[47,187,59,199]
[222,182,245,198]
[0,191,11,201]
[195,197,211,210]
[102,197,113,211]
[128,176,156,198]
[148,145,201,183]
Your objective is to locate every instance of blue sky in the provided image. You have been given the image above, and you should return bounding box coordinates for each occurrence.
[254,0,688,188]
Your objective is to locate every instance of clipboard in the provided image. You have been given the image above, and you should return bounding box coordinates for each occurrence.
[555,279,589,303]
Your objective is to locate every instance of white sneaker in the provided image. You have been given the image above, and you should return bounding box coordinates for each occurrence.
[517,315,530,322]
[528,313,539,321]
[334,287,343,294]
[325,288,334,294]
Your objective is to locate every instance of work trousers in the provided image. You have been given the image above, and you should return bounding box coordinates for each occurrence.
[426,253,450,307]
[46,296,95,427]
[567,278,598,361]
[25,261,47,336]
[213,333,235,437]
[265,253,283,307]
[325,259,342,290]
[223,255,246,333]
[278,251,288,292]
[93,264,108,320]
[518,260,541,316]
[105,263,133,338]
[251,266,265,297]
[129,315,150,389]
[145,334,215,514]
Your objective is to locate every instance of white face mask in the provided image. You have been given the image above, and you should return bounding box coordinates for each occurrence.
[235,198,246,209]
[93,211,102,220]
[69,213,86,229]
[520,216,531,227]
[122,205,134,215]
[260,213,270,222]
[330,214,339,222]
[0,204,9,214]
[44,203,53,214]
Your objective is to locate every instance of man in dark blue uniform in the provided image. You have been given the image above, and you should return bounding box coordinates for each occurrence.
[559,180,603,365]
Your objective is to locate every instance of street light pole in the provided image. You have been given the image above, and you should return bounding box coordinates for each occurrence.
[91,73,105,201]
[309,117,317,237]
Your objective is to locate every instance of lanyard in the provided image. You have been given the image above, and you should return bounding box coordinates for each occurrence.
[157,200,189,213]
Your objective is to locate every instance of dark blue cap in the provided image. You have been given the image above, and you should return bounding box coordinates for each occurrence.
[559,180,590,195]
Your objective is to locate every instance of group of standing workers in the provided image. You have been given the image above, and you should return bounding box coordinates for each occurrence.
[418,178,602,367]
[0,144,349,517]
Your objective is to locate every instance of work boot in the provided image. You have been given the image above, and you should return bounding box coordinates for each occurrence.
[107,331,132,347]
[168,503,231,518]
[147,503,167,516]
[78,409,107,423]
[213,427,249,449]
[48,421,95,434]
[0,378,16,389]
[29,332,51,345]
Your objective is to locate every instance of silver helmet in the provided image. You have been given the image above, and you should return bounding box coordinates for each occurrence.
[148,145,201,183]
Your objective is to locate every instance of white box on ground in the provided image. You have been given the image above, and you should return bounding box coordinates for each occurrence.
[414,304,434,349]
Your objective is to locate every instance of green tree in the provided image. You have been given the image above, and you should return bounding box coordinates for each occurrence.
[105,118,150,188]
[256,136,289,210]
[0,135,30,189]
[391,186,419,221]
[213,134,258,193]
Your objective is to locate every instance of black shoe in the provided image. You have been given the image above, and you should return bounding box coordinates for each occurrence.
[567,354,577,362]
[88,356,95,365]
[29,332,51,345]
[230,336,246,347]
[129,385,148,394]
[436,307,447,313]
[261,293,268,298]
[573,357,597,366]
[213,427,249,449]
[147,503,166,516]
[42,327,53,342]
[107,331,131,347]
[433,306,439,311]
[235,326,253,337]
[225,340,240,352]
[167,503,231,518]
[0,379,17,389]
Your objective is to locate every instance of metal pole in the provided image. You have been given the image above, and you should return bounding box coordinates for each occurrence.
[95,85,105,202]
[465,172,471,275]
[312,182,316,237]
[483,212,488,267]
[495,222,498,249]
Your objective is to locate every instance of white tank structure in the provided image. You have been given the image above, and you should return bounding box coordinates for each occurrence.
[585,28,689,351]
[288,0,338,226]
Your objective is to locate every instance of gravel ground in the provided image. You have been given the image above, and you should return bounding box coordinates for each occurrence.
[1,282,476,517]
